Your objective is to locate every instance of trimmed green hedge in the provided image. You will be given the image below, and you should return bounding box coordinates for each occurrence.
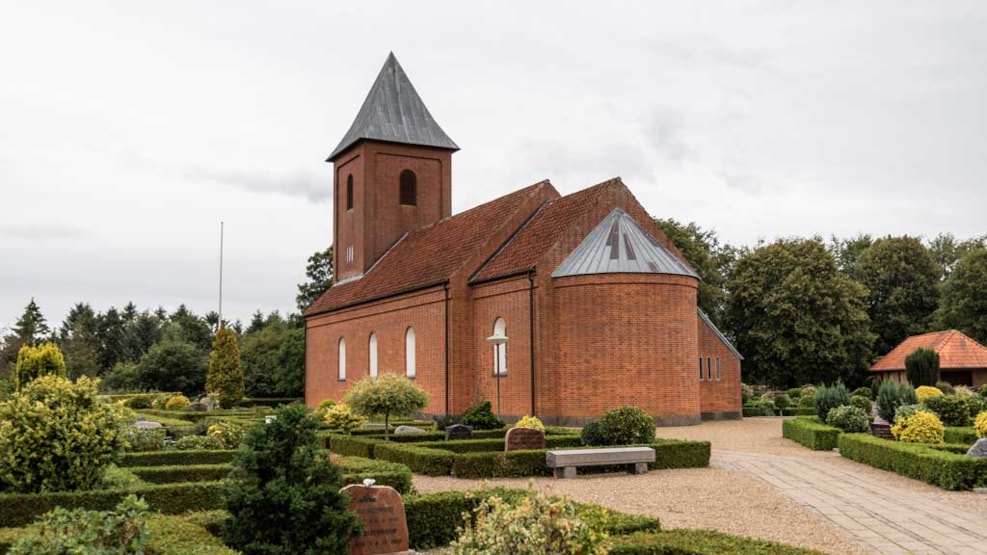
[782,417,841,450]
[130,464,232,484]
[403,488,661,550]
[0,481,225,528]
[120,450,237,467]
[780,407,816,417]
[944,427,977,446]
[0,512,238,555]
[236,397,301,408]
[337,457,414,495]
[610,529,826,554]
[838,433,987,490]
[373,443,457,476]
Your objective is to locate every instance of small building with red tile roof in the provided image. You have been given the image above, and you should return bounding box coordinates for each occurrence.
[304,54,742,425]
[870,329,987,387]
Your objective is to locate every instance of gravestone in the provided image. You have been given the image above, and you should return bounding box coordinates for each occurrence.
[134,420,164,430]
[394,425,426,435]
[342,483,413,555]
[967,438,987,459]
[504,427,545,452]
[445,424,473,441]
[869,419,893,440]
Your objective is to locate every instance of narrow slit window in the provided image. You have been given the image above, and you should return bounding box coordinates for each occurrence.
[399,170,417,206]
[699,358,704,381]
[338,338,346,381]
[405,327,416,378]
[493,318,507,376]
[716,357,721,380]
[345,174,354,210]
[369,333,378,378]
[706,357,712,381]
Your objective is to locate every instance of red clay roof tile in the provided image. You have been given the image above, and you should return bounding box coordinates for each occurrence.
[870,330,987,371]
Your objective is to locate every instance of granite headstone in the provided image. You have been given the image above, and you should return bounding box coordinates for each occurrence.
[444,424,473,441]
[504,427,545,452]
[966,438,987,459]
[394,425,426,435]
[342,483,413,555]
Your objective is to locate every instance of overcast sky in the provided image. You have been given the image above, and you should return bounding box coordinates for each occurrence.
[1,1,985,331]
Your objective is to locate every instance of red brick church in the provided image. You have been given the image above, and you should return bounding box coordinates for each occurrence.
[304,54,742,425]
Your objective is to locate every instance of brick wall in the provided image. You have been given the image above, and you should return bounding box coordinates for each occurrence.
[697,318,742,419]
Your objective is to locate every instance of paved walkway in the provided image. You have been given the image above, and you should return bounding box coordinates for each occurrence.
[717,450,987,555]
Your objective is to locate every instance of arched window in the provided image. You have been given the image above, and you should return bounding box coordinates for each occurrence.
[338,338,346,381]
[493,317,507,376]
[369,333,378,378]
[405,327,416,378]
[345,174,354,210]
[399,170,417,206]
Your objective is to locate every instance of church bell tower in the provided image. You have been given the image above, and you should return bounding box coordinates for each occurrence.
[327,53,459,283]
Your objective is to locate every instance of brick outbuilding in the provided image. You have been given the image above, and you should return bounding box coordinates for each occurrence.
[304,54,742,425]
[870,329,987,388]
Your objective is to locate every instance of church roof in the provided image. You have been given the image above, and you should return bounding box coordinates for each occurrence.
[327,53,459,161]
[699,309,744,360]
[870,330,987,372]
[551,209,699,278]
[305,182,552,315]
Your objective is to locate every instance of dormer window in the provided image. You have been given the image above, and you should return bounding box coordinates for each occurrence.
[345,174,354,211]
[399,170,417,206]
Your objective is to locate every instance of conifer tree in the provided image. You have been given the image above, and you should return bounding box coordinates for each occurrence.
[15,342,66,389]
[207,326,244,409]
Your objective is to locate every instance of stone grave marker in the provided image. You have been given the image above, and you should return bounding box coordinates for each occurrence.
[394,425,426,435]
[342,481,414,555]
[967,438,987,459]
[504,427,545,452]
[444,424,473,441]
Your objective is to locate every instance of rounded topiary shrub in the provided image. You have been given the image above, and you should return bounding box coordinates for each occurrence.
[165,394,190,410]
[786,388,802,399]
[891,411,944,444]
[0,375,129,493]
[323,403,367,433]
[826,405,870,433]
[580,421,604,446]
[126,395,152,409]
[800,385,817,399]
[851,387,872,400]
[207,421,247,449]
[598,406,655,446]
[14,342,67,389]
[798,395,816,409]
[923,394,971,427]
[772,393,792,411]
[976,411,987,439]
[460,400,506,430]
[515,415,545,432]
[850,395,872,415]
[915,386,943,403]
[893,403,925,423]
[934,381,955,396]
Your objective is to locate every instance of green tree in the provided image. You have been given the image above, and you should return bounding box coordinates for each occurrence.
[207,326,244,409]
[168,305,214,352]
[935,247,987,344]
[15,342,67,389]
[928,233,987,280]
[94,307,127,372]
[829,234,873,277]
[137,340,206,394]
[725,238,875,388]
[12,298,50,345]
[0,375,128,493]
[854,236,939,355]
[345,373,430,439]
[57,303,101,379]
[296,246,333,312]
[223,403,359,554]
[654,219,735,326]
[240,314,304,398]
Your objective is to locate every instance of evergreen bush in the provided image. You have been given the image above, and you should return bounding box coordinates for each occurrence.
[850,395,872,415]
[825,405,870,433]
[170,435,224,450]
[915,386,943,403]
[165,394,190,410]
[877,381,907,422]
[772,393,792,411]
[893,403,926,423]
[814,383,851,421]
[323,403,367,433]
[786,388,802,399]
[923,395,971,427]
[580,421,604,446]
[14,342,66,389]
[515,415,545,432]
[0,375,128,493]
[207,421,247,449]
[891,411,945,444]
[798,395,815,409]
[935,381,955,395]
[964,395,986,420]
[223,404,359,554]
[9,494,150,555]
[207,327,244,409]
[598,406,656,446]
[976,412,987,439]
[904,348,940,387]
[851,387,872,400]
[460,400,506,431]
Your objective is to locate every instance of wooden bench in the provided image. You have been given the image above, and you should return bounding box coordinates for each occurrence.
[545,447,656,479]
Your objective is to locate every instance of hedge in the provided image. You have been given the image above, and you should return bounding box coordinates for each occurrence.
[0,511,238,555]
[944,426,977,446]
[782,417,841,450]
[610,529,826,554]
[403,488,661,550]
[236,397,302,408]
[837,433,987,490]
[780,407,816,417]
[0,481,225,528]
[120,450,237,467]
[337,457,414,495]
[373,443,457,476]
[130,464,232,484]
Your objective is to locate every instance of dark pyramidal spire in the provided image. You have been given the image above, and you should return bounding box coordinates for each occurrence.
[327,53,459,161]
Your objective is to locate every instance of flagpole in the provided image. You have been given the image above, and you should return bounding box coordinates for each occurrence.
[218,221,224,329]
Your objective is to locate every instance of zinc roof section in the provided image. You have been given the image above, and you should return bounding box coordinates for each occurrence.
[327,53,459,161]
[698,309,744,360]
[551,209,699,278]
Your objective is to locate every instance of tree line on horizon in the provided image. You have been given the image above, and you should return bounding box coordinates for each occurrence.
[0,247,334,398]
[2,227,986,395]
